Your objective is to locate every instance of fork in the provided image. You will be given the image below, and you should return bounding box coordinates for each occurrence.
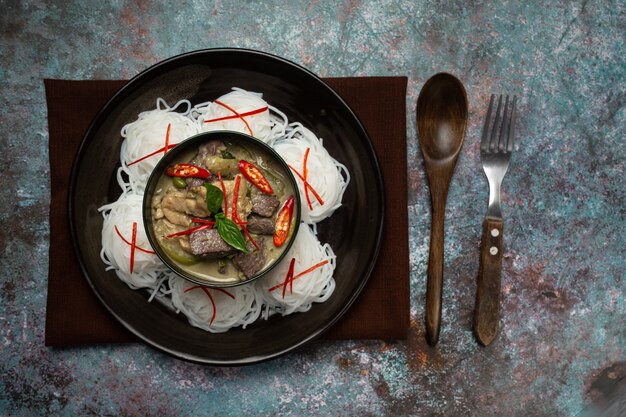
[474,94,517,346]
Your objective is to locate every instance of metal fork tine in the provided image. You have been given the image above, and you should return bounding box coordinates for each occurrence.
[480,95,496,152]
[506,95,517,153]
[498,95,510,151]
[489,95,503,150]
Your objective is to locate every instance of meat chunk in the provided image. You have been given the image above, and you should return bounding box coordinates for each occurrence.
[188,229,236,258]
[251,191,279,217]
[246,215,275,235]
[233,239,266,278]
[191,140,224,166]
[186,177,206,188]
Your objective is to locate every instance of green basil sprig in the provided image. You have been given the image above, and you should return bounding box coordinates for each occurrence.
[205,183,223,214]
[215,213,248,253]
[220,150,235,160]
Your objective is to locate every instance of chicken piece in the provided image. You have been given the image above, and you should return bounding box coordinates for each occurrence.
[161,191,192,227]
[211,175,252,220]
[185,186,211,218]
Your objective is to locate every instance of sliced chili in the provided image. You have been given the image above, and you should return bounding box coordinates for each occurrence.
[114,225,155,254]
[163,223,213,239]
[231,175,241,222]
[288,164,324,206]
[217,171,228,218]
[239,222,259,250]
[273,195,295,247]
[229,175,259,250]
[303,147,313,210]
[281,258,296,299]
[184,286,236,325]
[269,260,329,292]
[204,106,268,124]
[166,163,210,179]
[214,100,254,136]
[130,222,137,274]
[163,123,170,155]
[238,160,273,194]
[128,123,174,166]
[204,288,217,325]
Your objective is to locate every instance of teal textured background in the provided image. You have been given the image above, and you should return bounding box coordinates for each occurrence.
[0,1,624,415]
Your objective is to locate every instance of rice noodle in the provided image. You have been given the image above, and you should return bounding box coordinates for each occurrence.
[273,123,350,223]
[170,276,262,333]
[256,224,336,316]
[99,89,350,333]
[99,192,168,289]
[120,99,198,192]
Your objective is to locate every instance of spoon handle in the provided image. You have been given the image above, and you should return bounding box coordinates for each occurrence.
[425,204,446,346]
[473,217,503,346]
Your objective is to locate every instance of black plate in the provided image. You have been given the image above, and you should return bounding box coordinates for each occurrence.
[70,48,384,365]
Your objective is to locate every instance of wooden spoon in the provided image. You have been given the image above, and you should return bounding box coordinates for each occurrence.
[416,73,468,346]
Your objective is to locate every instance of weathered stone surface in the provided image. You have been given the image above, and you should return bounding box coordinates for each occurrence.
[0,1,623,415]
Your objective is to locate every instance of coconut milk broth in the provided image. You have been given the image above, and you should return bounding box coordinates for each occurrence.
[151,141,296,284]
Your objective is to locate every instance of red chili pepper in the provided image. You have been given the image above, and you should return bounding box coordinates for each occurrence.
[213,100,255,136]
[269,260,329,292]
[288,164,324,206]
[163,223,213,238]
[166,163,210,179]
[303,147,313,211]
[231,175,241,222]
[217,171,228,218]
[184,286,235,325]
[204,287,217,325]
[114,222,157,274]
[239,222,259,250]
[115,225,155,254]
[128,123,174,167]
[273,195,295,247]
[204,106,268,124]
[282,258,296,299]
[130,222,137,273]
[238,160,273,194]
[229,175,259,250]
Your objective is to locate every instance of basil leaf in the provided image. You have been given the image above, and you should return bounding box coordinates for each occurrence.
[220,150,235,160]
[215,213,248,253]
[205,183,223,214]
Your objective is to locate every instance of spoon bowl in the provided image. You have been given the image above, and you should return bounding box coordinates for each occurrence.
[417,74,468,163]
[416,73,468,345]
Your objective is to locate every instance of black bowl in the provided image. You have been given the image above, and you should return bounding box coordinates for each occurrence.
[143,131,301,287]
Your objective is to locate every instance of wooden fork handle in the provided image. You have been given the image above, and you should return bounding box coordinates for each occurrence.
[474,217,503,346]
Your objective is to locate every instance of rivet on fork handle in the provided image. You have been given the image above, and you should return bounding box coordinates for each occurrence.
[474,217,503,346]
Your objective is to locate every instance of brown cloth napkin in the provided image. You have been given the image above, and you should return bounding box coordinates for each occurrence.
[44,77,409,346]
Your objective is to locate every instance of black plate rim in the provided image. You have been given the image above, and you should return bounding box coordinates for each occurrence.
[68,47,385,365]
